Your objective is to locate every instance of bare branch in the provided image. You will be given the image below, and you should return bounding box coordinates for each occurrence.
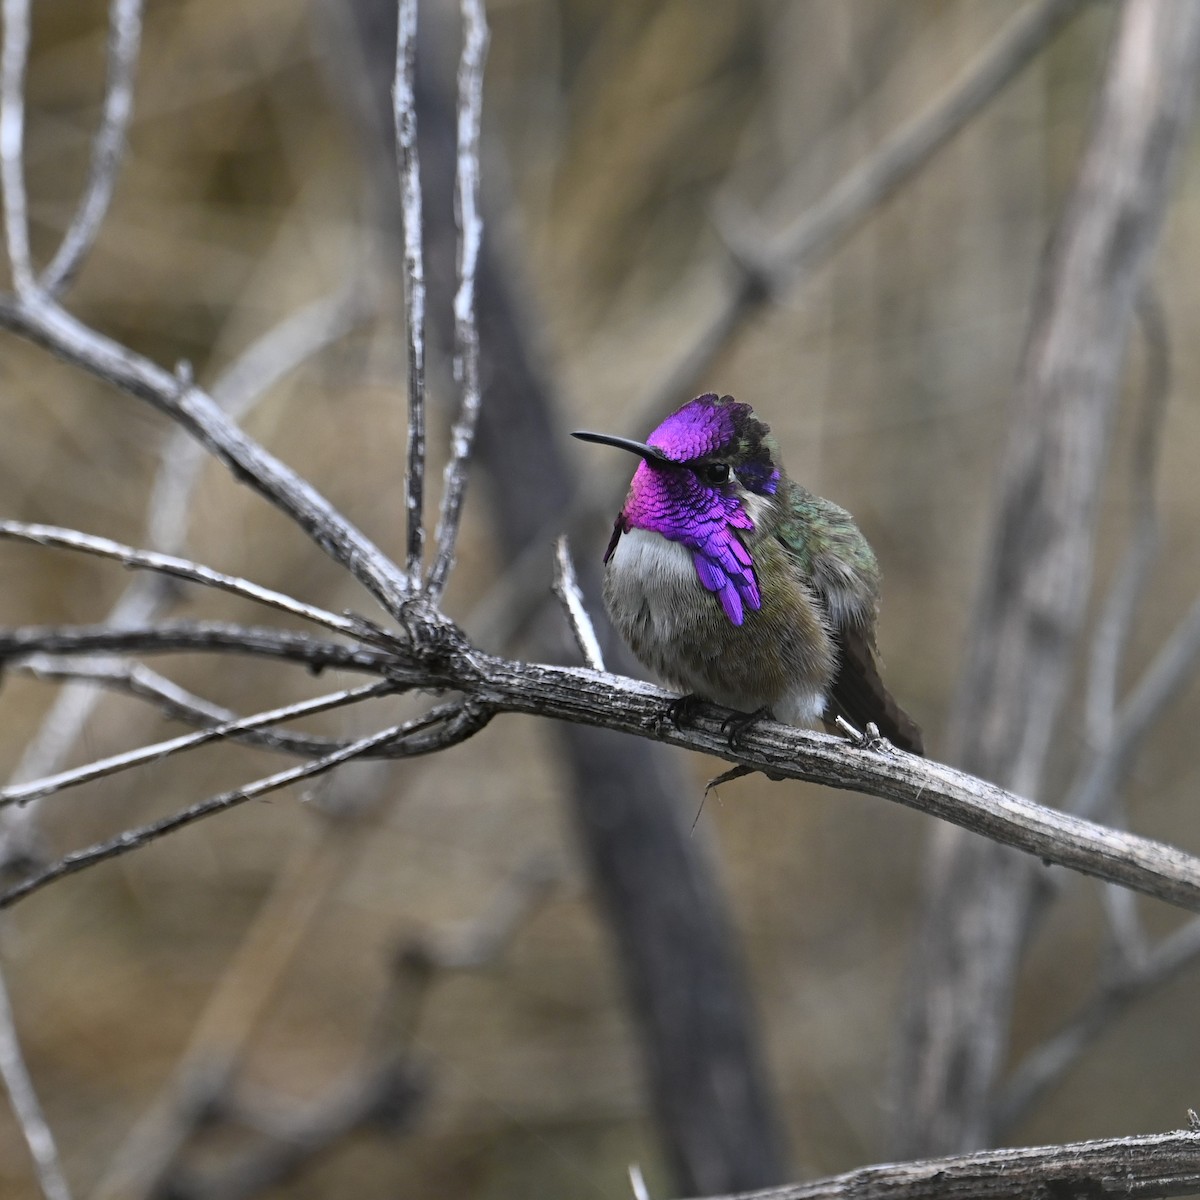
[0,288,367,871]
[0,961,72,1200]
[1067,592,1200,822]
[39,0,143,296]
[0,681,393,808]
[630,0,1091,431]
[0,620,400,675]
[149,283,372,556]
[1084,291,1171,746]
[14,659,343,756]
[0,701,492,910]
[4,618,1200,917]
[997,917,1200,1131]
[0,0,33,295]
[446,654,1200,914]
[894,0,1200,1155]
[425,0,488,602]
[0,521,369,642]
[552,535,605,671]
[12,659,455,760]
[393,0,426,586]
[699,1129,1200,1200]
[0,293,411,617]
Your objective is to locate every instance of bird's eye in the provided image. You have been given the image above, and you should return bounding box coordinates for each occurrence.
[701,463,730,485]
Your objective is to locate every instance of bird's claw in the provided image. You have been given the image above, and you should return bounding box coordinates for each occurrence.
[654,692,706,735]
[721,705,771,752]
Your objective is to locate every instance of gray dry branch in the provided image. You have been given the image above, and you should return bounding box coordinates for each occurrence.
[2,614,1200,918]
[893,0,1200,1158]
[695,1128,1200,1200]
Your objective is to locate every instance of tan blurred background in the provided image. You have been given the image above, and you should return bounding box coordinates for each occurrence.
[1,1,1200,1196]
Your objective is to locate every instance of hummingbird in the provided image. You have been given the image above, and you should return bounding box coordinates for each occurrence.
[572,393,923,754]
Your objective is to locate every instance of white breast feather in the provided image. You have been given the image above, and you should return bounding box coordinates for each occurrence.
[606,527,696,644]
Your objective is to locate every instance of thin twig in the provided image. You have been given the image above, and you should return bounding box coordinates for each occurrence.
[0,621,400,676]
[0,521,369,642]
[0,287,367,870]
[40,0,143,295]
[0,681,394,808]
[0,960,72,1200]
[426,0,489,602]
[0,701,492,910]
[14,659,345,757]
[0,293,411,617]
[0,0,33,295]
[551,535,605,671]
[149,283,372,556]
[393,0,426,586]
[12,659,443,761]
[0,586,165,871]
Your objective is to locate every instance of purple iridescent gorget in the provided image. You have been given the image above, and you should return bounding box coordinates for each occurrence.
[605,394,780,626]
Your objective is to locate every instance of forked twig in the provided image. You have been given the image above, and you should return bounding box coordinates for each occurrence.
[0,521,368,642]
[0,701,493,910]
[13,659,353,758]
[0,681,394,808]
[40,0,144,296]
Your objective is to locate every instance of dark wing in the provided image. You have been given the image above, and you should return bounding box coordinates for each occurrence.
[824,625,924,755]
[776,484,924,755]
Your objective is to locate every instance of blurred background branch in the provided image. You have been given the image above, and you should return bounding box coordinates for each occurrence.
[892,0,1200,1157]
[1,2,1200,1199]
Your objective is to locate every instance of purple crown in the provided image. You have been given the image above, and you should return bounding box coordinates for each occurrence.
[612,394,779,626]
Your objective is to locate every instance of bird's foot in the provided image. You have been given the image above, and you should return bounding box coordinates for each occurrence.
[834,716,893,755]
[657,692,707,734]
[721,705,772,752]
